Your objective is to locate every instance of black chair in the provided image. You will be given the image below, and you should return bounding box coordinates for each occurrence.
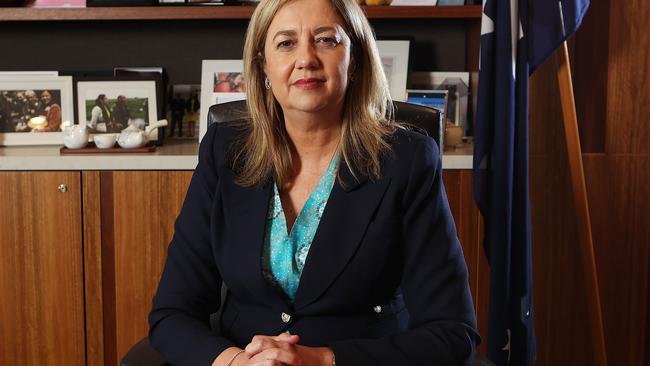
[121,100,459,366]
[204,99,443,147]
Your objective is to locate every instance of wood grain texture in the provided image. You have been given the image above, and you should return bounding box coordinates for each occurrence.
[0,172,85,366]
[102,171,193,364]
[530,11,650,362]
[556,42,607,366]
[100,172,118,366]
[606,0,650,154]
[0,5,481,22]
[466,20,480,71]
[529,57,597,366]
[583,155,650,366]
[82,171,105,366]
[442,170,487,354]
[572,0,609,153]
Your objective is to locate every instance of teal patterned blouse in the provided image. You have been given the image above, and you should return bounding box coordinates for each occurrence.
[262,155,339,302]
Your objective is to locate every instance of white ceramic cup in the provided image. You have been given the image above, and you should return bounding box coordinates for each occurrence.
[93,134,118,149]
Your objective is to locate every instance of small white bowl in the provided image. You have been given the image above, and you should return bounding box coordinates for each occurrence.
[93,134,118,149]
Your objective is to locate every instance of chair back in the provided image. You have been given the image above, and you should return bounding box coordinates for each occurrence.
[207,100,443,148]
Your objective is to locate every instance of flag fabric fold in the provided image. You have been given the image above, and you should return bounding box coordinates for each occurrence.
[473,0,589,365]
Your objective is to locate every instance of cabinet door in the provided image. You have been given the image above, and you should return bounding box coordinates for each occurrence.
[0,172,85,366]
[90,171,193,365]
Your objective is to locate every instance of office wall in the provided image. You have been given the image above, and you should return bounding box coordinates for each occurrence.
[529,0,650,365]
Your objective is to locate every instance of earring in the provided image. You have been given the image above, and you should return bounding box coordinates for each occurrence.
[264,78,271,90]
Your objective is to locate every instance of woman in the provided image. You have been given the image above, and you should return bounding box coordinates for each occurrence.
[34,90,62,132]
[89,94,111,132]
[149,0,479,364]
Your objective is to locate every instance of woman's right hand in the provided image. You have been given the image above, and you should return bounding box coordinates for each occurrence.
[239,333,302,366]
[212,333,301,366]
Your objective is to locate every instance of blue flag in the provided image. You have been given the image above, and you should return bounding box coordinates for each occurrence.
[473,0,589,365]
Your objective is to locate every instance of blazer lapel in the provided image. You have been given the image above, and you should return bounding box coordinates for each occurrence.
[221,172,291,310]
[293,164,392,310]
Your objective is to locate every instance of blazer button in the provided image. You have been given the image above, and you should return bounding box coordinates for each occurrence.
[373,305,382,314]
[281,312,292,323]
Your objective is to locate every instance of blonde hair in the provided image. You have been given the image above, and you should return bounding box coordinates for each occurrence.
[235,0,395,187]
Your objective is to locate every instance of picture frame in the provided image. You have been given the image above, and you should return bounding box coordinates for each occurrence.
[199,60,247,142]
[0,75,74,146]
[76,79,160,142]
[167,84,201,140]
[376,40,410,102]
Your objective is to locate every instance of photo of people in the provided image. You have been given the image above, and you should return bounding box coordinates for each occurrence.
[166,84,200,139]
[0,89,62,133]
[83,92,149,133]
[213,72,246,93]
[200,60,245,141]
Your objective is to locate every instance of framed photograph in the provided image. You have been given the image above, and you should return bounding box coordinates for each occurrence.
[76,79,160,141]
[199,60,247,142]
[376,40,410,102]
[0,75,74,146]
[167,84,201,140]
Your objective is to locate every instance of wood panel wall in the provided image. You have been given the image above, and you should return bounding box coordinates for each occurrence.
[529,0,650,364]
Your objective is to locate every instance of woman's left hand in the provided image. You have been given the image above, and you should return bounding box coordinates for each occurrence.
[244,333,334,366]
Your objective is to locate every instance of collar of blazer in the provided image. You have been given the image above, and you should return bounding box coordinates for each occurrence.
[220,159,392,312]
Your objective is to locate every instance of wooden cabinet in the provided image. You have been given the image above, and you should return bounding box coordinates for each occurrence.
[0,172,86,366]
[82,171,193,366]
[0,170,192,366]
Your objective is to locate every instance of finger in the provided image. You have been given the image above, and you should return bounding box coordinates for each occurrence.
[244,340,265,355]
[245,336,279,356]
[250,348,301,366]
[248,361,285,366]
[275,333,300,344]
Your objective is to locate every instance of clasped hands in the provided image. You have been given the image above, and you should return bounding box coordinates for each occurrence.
[228,333,334,366]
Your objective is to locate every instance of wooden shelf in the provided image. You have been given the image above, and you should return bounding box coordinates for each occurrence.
[0,5,481,21]
[366,5,481,19]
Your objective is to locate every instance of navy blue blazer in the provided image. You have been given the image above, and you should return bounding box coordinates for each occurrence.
[149,122,480,365]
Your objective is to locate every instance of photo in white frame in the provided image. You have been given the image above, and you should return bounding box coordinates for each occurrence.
[0,75,74,146]
[376,40,410,102]
[199,60,247,142]
[76,80,159,140]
